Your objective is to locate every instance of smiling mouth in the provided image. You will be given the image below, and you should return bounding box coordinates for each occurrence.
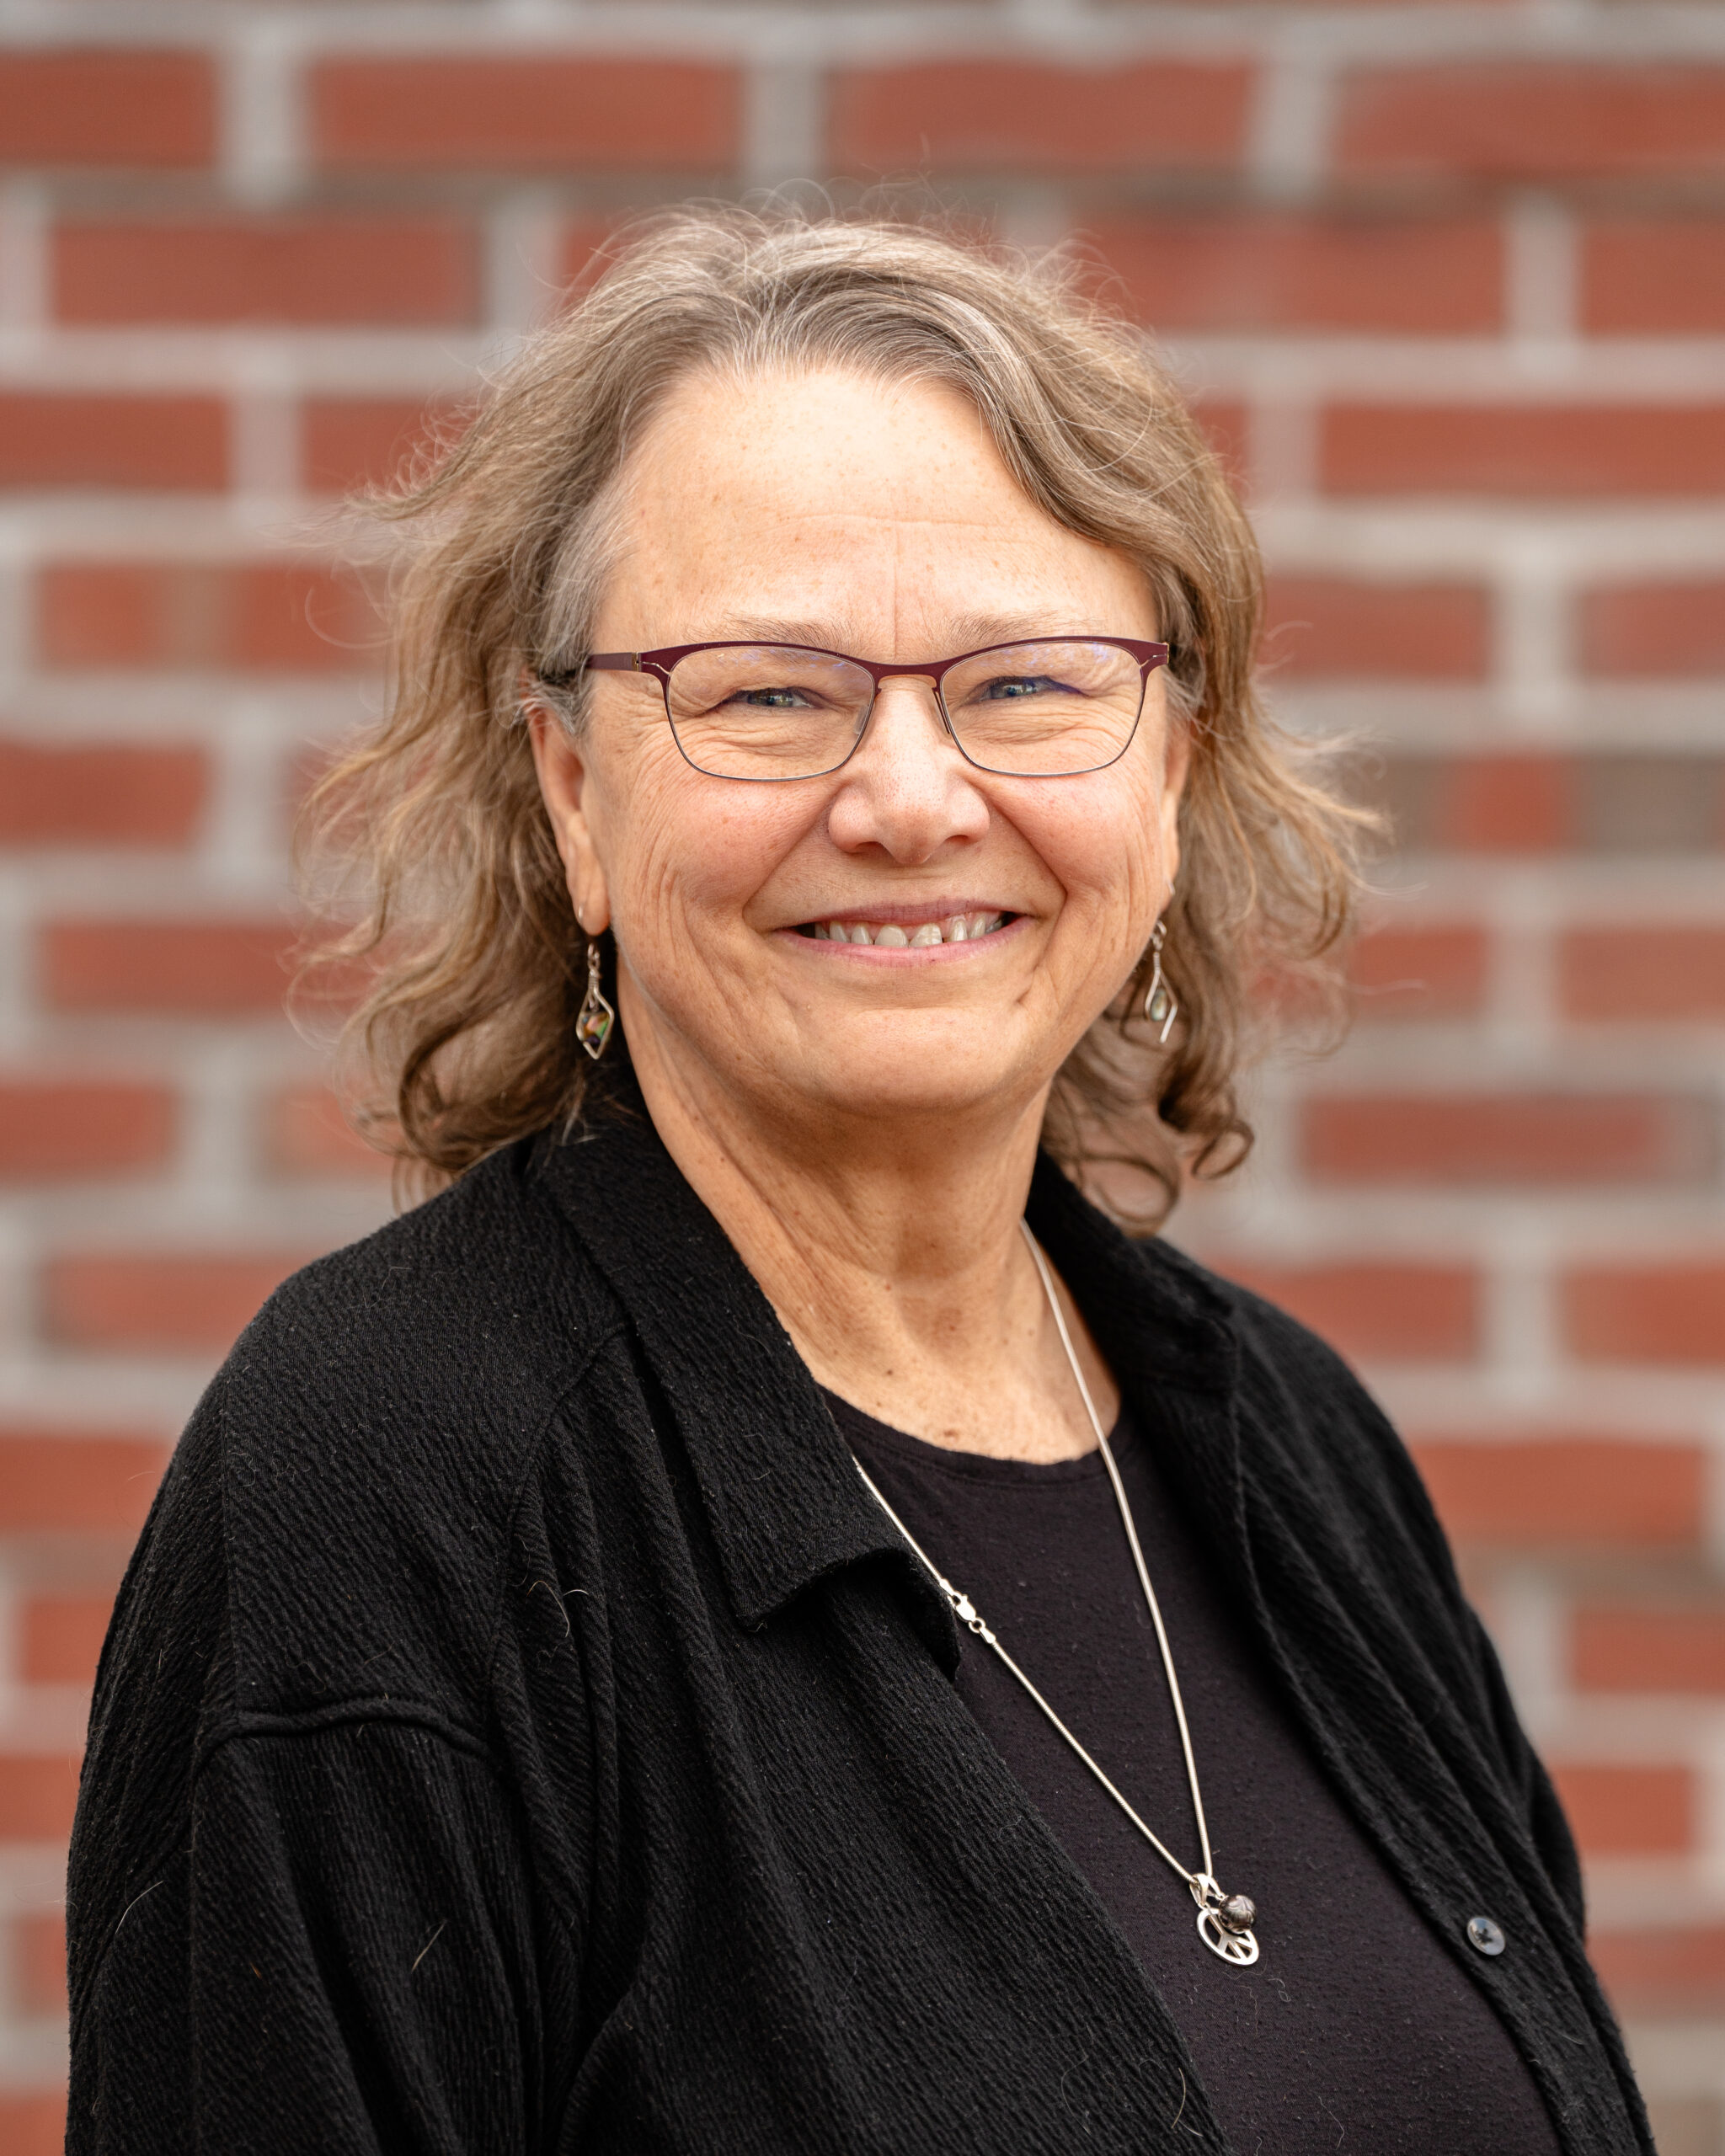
[796,910,1012,947]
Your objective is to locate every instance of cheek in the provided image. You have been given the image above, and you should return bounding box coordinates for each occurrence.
[595,744,809,936]
[1029,772,1169,924]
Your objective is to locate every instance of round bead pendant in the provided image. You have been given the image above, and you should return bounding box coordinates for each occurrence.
[1193,1879,1261,1966]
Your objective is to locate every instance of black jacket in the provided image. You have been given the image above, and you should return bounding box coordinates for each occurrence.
[67,1109,1650,2153]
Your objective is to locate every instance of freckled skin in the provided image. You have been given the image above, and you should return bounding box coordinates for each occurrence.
[528,366,1188,1463]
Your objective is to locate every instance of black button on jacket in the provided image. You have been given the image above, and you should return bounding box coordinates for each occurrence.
[67,1112,1651,2153]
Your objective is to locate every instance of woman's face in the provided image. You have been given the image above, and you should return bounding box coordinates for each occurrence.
[531,365,1187,1136]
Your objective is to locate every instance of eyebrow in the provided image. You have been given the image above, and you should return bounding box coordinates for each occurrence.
[713,611,1092,658]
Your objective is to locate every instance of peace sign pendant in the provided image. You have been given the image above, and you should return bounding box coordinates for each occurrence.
[1193,1876,1261,1966]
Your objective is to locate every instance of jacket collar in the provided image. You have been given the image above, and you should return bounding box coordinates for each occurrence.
[536,1098,1241,1651]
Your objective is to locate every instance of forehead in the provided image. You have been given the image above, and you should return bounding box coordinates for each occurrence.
[606,363,1148,638]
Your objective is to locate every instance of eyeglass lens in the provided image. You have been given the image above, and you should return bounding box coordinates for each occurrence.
[663,642,1148,780]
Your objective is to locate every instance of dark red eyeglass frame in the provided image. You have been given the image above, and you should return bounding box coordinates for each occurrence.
[537,636,1174,781]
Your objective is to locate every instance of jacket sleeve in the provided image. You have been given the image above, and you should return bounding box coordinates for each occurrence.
[70,1717,547,2156]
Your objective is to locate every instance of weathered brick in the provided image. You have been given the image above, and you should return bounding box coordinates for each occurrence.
[1262,577,1488,680]
[1563,1262,1725,1366]
[41,920,291,1017]
[1583,219,1725,335]
[0,741,206,848]
[0,2096,67,2156]
[1213,1261,1477,1361]
[43,1252,313,1355]
[1409,1437,1703,1549]
[14,1911,67,2015]
[830,61,1252,174]
[1559,928,1725,1022]
[1097,214,1500,334]
[1322,404,1725,497]
[0,49,213,168]
[1301,1092,1715,1187]
[0,2095,67,2156]
[1581,580,1725,677]
[53,217,481,328]
[1548,1762,1692,1856]
[1574,1606,1725,1694]
[1590,1925,1725,2009]
[0,1756,82,1839]
[0,1434,168,1533]
[1348,925,1487,1020]
[22,1595,114,1688]
[313,58,740,172]
[0,395,227,491]
[302,396,457,497]
[0,1081,174,1182]
[38,563,379,675]
[1336,65,1725,181]
[268,1087,393,1181]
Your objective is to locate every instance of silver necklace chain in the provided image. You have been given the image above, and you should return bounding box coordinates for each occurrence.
[847,1220,1261,1968]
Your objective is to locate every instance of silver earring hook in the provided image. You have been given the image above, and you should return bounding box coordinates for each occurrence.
[1143,918,1178,1046]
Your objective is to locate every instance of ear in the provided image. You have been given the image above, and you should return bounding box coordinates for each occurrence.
[1154,703,1192,899]
[523,671,611,934]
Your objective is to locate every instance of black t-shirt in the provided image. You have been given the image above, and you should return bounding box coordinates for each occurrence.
[830,1392,1563,2156]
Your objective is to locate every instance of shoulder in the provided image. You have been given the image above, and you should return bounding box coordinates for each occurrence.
[174,1139,628,1726]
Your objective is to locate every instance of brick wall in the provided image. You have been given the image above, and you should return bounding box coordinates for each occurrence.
[2,5,1722,2150]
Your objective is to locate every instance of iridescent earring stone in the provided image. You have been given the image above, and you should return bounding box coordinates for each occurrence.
[1143,919,1178,1045]
[576,937,615,1061]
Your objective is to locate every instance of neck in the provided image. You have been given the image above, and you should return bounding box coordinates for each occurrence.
[621,1002,1119,1463]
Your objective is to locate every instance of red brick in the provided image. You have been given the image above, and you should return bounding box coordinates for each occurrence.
[1591,1925,1725,2009]
[1262,577,1487,680]
[0,1435,168,1533]
[0,2095,66,2156]
[1097,215,1499,334]
[1301,1092,1713,1187]
[1563,1262,1725,1367]
[0,1081,174,1182]
[1409,1437,1703,1550]
[0,1756,81,1839]
[38,563,378,675]
[44,1251,312,1355]
[22,1595,113,1688]
[1322,404,1725,498]
[1216,1262,1477,1361]
[0,50,213,168]
[1581,581,1725,678]
[1191,398,1249,480]
[1336,65,1725,182]
[830,61,1252,175]
[1575,1606,1725,1694]
[1547,1762,1691,1856]
[1583,219,1725,335]
[54,217,480,328]
[269,1087,392,1181]
[313,57,739,172]
[302,396,457,496]
[0,740,206,848]
[1437,756,1570,851]
[42,919,291,1017]
[1560,929,1725,1023]
[15,1909,67,2015]
[0,395,225,491]
[1348,925,1487,1020]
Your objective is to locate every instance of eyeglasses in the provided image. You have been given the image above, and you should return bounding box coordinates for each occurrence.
[547,636,1172,782]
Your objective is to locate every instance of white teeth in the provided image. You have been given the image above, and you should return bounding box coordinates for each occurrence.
[874,923,909,947]
[945,915,967,942]
[910,923,942,947]
[849,923,872,944]
[809,912,1007,944]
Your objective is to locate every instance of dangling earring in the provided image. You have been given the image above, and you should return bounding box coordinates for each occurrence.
[576,937,615,1061]
[1143,919,1178,1046]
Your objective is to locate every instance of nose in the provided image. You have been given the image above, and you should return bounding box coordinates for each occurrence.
[824,674,990,862]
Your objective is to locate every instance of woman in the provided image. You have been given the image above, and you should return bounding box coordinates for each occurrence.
[67,213,1648,2153]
